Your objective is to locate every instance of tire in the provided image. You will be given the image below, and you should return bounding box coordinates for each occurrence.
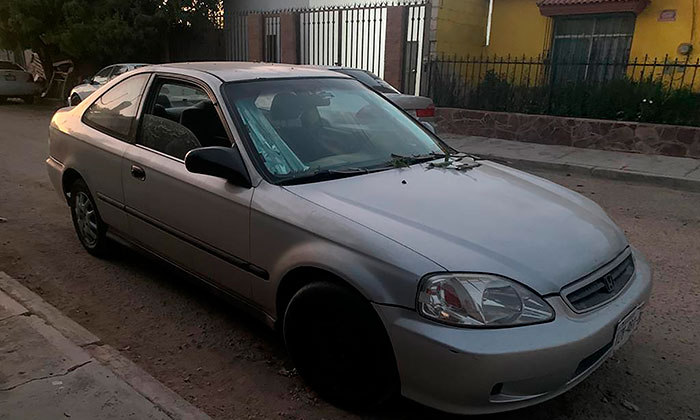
[21,95,35,105]
[69,179,109,256]
[283,281,399,410]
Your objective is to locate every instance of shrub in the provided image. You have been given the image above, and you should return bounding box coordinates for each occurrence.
[429,67,700,127]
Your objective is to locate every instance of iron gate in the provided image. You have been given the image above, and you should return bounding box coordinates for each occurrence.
[225,2,428,93]
[298,1,427,93]
[226,12,249,61]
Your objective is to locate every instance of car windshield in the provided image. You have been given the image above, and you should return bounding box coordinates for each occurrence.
[223,78,444,183]
[336,69,399,94]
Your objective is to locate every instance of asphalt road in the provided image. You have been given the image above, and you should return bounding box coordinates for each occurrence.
[1,103,698,420]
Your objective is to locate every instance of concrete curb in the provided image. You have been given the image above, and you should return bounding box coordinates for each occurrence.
[475,153,700,193]
[0,271,212,420]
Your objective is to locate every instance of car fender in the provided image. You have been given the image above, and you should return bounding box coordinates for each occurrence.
[249,182,444,319]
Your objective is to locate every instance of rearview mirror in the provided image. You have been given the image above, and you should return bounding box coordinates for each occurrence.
[185,146,252,188]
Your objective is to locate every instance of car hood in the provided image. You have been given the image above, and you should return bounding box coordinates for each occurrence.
[285,161,628,295]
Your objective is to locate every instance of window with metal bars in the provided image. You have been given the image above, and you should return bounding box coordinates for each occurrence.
[550,13,635,83]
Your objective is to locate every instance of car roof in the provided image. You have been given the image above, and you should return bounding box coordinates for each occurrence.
[307,65,363,72]
[143,62,352,82]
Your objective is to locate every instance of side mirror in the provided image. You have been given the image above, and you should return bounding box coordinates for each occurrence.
[185,146,252,188]
[421,121,437,134]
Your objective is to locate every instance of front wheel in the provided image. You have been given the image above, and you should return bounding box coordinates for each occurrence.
[69,179,109,256]
[283,281,399,410]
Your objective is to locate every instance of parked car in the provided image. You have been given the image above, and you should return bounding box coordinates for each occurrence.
[321,66,436,124]
[68,63,147,106]
[47,63,651,415]
[0,60,43,104]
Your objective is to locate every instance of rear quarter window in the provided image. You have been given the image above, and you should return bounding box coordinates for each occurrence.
[83,74,150,140]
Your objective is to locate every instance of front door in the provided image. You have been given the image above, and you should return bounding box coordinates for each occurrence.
[121,76,254,299]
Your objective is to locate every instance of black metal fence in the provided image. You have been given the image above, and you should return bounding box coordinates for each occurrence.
[223,1,428,91]
[264,16,281,63]
[226,12,249,61]
[299,8,346,68]
[402,4,427,95]
[298,4,396,77]
[424,53,700,126]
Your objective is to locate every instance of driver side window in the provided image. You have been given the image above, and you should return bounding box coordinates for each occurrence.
[138,79,231,160]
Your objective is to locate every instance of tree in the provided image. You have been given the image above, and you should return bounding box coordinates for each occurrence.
[0,0,222,76]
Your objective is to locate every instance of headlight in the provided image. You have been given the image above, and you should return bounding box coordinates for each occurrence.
[417,273,555,327]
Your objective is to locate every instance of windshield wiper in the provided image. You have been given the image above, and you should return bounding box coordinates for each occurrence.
[388,152,447,167]
[278,167,373,186]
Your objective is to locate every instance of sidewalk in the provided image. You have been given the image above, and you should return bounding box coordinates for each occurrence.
[442,135,700,192]
[0,272,211,420]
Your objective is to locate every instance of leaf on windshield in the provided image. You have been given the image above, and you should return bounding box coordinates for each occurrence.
[390,156,413,168]
[427,158,481,172]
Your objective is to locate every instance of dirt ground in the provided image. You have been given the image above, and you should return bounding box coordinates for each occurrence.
[0,103,698,419]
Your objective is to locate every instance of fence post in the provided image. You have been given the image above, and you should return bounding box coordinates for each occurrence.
[280,12,299,64]
[247,14,264,62]
[384,6,408,90]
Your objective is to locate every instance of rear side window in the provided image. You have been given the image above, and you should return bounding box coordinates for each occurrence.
[83,74,150,140]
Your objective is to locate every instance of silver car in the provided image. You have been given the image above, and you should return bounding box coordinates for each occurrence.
[46,62,652,414]
[0,60,42,103]
[68,63,147,106]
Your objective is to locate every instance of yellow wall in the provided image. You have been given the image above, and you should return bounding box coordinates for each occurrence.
[481,0,700,61]
[630,0,698,61]
[487,0,550,58]
[435,0,491,57]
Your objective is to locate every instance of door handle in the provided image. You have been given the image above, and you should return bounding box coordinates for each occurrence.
[130,164,146,181]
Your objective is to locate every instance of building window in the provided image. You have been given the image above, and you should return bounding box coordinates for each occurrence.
[551,13,635,82]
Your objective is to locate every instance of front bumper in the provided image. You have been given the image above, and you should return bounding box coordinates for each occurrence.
[374,248,652,415]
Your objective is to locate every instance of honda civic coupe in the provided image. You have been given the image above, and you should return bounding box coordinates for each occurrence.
[46,62,651,414]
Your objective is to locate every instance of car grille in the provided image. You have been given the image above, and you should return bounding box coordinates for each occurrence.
[565,255,635,312]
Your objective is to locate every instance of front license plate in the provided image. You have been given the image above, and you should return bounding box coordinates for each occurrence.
[613,306,643,351]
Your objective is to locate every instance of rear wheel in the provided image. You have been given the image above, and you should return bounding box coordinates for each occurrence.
[283,281,399,410]
[21,95,35,104]
[69,179,109,256]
